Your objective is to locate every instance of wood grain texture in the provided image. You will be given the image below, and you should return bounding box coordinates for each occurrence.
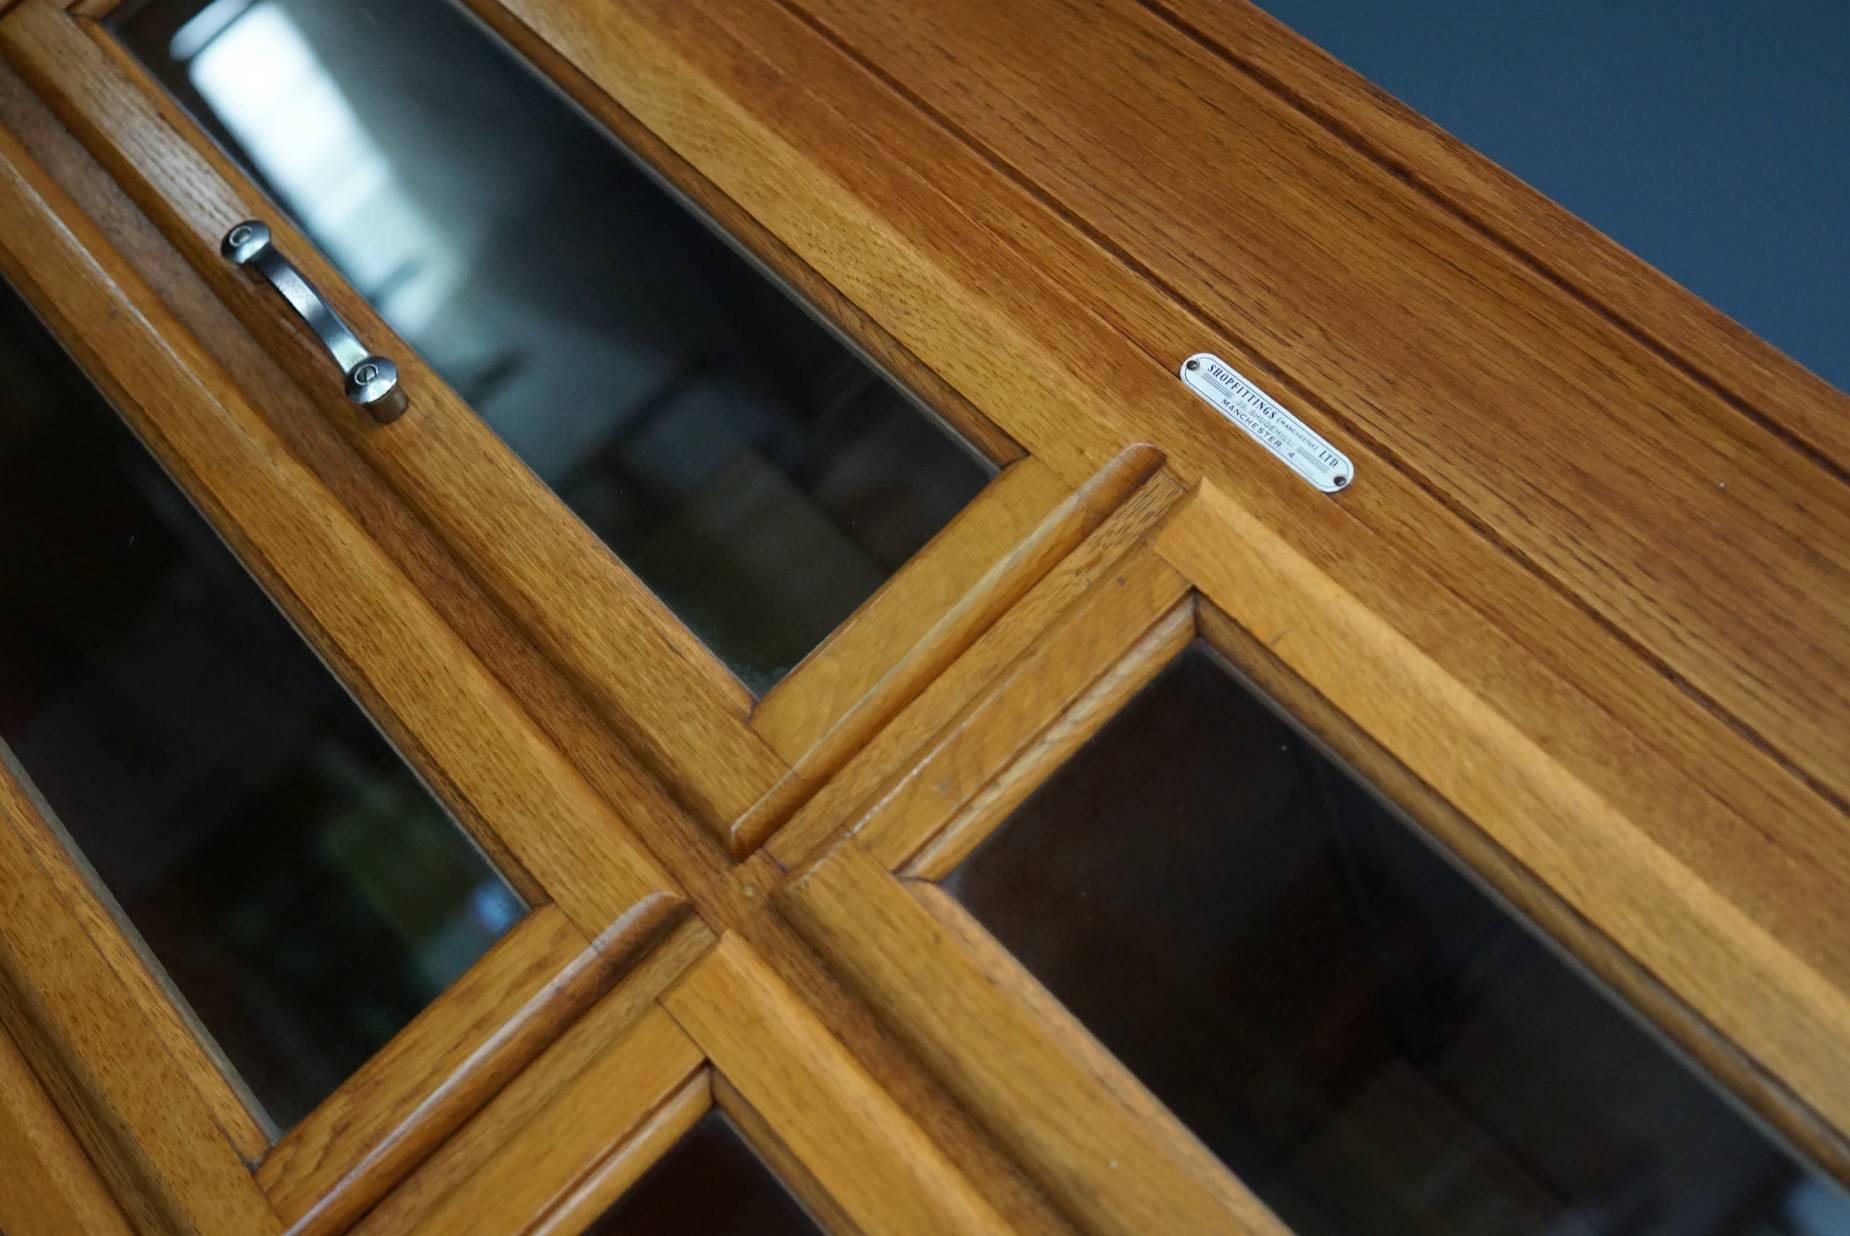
[354,917,713,1234]
[530,1072,711,1236]
[1159,481,1850,1140]
[480,0,1850,882]
[739,447,1162,857]
[255,907,642,1236]
[663,932,1017,1236]
[755,456,1073,763]
[905,598,1194,882]
[853,549,1191,870]
[0,764,281,1236]
[1189,600,1850,1182]
[0,761,266,1161]
[444,0,1850,1151]
[378,1008,706,1236]
[451,0,1023,475]
[725,903,1079,1236]
[771,0,1850,812]
[0,1016,135,1236]
[769,468,1187,870]
[0,76,680,942]
[709,1073,859,1236]
[1145,0,1850,477]
[781,843,1288,1236]
[1,0,790,832]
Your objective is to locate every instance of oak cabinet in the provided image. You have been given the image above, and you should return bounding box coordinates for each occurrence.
[0,0,1846,1233]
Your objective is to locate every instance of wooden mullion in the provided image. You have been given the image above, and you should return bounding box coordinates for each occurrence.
[254,907,641,1235]
[739,445,1164,857]
[850,546,1192,870]
[769,467,1187,869]
[781,841,1286,1236]
[661,932,1015,1235]
[353,918,713,1234]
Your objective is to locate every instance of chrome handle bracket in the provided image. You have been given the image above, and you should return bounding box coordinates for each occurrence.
[221,220,407,423]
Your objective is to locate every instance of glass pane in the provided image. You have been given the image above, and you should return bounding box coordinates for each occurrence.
[112,0,995,695]
[1251,1,1850,396]
[0,276,522,1133]
[947,644,1850,1235]
[583,1112,823,1236]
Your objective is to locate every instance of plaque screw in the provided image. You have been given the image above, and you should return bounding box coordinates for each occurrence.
[1185,358,1200,371]
[1332,475,1348,488]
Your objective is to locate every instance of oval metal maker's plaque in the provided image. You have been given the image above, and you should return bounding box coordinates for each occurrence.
[1179,353,1352,493]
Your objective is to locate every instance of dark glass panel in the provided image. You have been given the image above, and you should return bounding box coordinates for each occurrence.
[583,1112,822,1236]
[0,277,521,1133]
[112,0,994,694]
[948,644,1850,1235]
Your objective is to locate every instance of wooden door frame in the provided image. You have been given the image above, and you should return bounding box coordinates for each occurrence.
[0,122,688,1235]
[0,0,1846,1228]
[0,0,1179,862]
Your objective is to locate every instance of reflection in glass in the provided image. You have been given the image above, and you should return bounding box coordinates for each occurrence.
[582,1112,822,1236]
[948,644,1850,1235]
[0,277,521,1134]
[113,0,995,694]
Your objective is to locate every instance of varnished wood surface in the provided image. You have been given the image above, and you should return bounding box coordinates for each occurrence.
[775,0,1850,809]
[754,458,1072,766]
[381,1008,705,1236]
[1148,0,1850,478]
[255,908,634,1236]
[464,0,1850,1157]
[0,761,281,1236]
[742,447,1162,857]
[662,933,1016,1235]
[783,842,1289,1236]
[354,918,712,1234]
[0,1006,136,1236]
[770,468,1187,871]
[855,550,1191,872]
[2,0,1849,1226]
[1159,482,1850,1140]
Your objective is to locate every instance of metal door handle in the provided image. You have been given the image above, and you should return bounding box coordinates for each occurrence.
[220,220,407,423]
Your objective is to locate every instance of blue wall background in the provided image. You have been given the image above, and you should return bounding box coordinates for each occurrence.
[1253,0,1850,396]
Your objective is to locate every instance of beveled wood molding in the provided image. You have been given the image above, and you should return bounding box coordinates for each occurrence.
[0,90,699,1232]
[0,1020,135,1236]
[0,762,281,1236]
[735,445,1166,857]
[782,841,1288,1236]
[1157,480,1850,1146]
[769,467,1188,871]
[3,0,1138,869]
[1144,0,1850,477]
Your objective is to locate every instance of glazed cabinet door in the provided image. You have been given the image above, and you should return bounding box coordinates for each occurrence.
[0,0,1173,861]
[0,122,680,1233]
[2,0,1848,1234]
